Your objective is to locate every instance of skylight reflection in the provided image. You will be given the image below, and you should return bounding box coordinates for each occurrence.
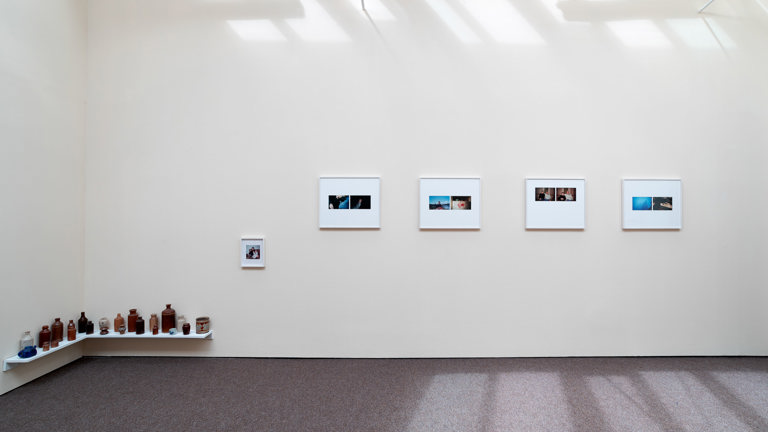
[606,20,671,48]
[458,0,545,45]
[228,20,286,42]
[424,0,482,43]
[349,0,396,21]
[406,374,489,431]
[287,0,350,42]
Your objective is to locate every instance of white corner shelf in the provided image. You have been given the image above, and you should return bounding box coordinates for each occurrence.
[3,330,213,371]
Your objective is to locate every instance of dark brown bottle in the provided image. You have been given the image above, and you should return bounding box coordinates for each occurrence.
[86,320,94,334]
[135,316,145,335]
[182,322,191,335]
[161,304,176,333]
[152,324,158,335]
[67,320,76,341]
[39,325,51,347]
[77,312,88,333]
[127,309,138,333]
[52,318,64,343]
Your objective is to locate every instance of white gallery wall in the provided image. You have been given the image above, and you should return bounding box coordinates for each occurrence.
[0,0,87,394]
[3,0,768,393]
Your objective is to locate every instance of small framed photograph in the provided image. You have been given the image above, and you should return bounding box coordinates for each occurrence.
[526,178,585,229]
[319,177,380,228]
[420,178,481,229]
[622,179,682,229]
[241,237,265,268]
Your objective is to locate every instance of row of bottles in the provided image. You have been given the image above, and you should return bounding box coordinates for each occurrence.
[18,304,206,359]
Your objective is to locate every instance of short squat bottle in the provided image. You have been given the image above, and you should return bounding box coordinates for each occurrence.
[135,316,145,335]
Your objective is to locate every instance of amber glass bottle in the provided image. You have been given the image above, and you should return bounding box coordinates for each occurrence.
[77,312,88,333]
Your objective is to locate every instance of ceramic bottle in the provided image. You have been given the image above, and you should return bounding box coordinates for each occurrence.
[86,320,94,334]
[20,331,34,350]
[149,314,158,334]
[67,320,76,341]
[52,318,64,343]
[77,312,88,333]
[114,313,124,332]
[182,323,191,335]
[39,325,51,347]
[177,315,187,332]
[127,309,138,333]
[135,316,145,335]
[161,304,175,333]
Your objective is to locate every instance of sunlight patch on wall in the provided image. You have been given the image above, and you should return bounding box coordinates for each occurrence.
[228,20,286,42]
[424,0,482,43]
[287,0,350,42]
[606,20,671,48]
[667,19,723,49]
[458,0,545,45]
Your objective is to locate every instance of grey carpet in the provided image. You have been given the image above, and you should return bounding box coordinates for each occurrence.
[1,357,767,432]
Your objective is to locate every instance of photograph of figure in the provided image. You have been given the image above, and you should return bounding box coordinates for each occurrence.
[556,188,576,201]
[535,188,554,201]
[429,196,450,210]
[245,245,260,260]
[653,197,673,210]
[350,195,371,210]
[632,197,652,210]
[451,196,471,210]
[328,195,350,209]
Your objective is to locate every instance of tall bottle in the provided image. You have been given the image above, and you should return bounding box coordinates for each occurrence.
[67,320,76,341]
[77,312,88,333]
[114,313,125,332]
[127,309,139,333]
[39,325,51,347]
[161,304,176,333]
[149,314,158,334]
[52,318,64,343]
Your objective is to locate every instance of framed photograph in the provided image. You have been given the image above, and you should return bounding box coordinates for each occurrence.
[420,178,481,229]
[319,177,380,228]
[525,178,585,229]
[241,237,265,268]
[622,179,682,229]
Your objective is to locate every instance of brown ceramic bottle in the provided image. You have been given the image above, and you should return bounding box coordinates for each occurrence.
[67,320,76,341]
[135,316,145,335]
[161,304,175,333]
[39,325,51,347]
[114,313,124,332]
[182,323,191,335]
[52,318,64,343]
[127,309,138,333]
[149,314,158,333]
[152,324,158,335]
[77,312,88,333]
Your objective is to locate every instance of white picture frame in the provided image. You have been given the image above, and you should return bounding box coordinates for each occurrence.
[419,177,481,229]
[318,177,381,228]
[622,179,682,229]
[241,237,265,268]
[525,178,586,229]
